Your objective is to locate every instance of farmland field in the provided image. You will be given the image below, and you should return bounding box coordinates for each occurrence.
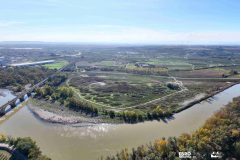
[42,60,68,69]
[100,61,115,66]
[0,150,13,160]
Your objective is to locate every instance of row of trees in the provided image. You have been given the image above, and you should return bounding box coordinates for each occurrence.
[35,85,75,102]
[0,66,54,87]
[67,97,98,114]
[0,134,51,160]
[104,106,173,123]
[117,67,168,76]
[101,96,240,159]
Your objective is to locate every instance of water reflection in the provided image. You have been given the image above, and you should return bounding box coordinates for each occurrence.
[53,124,111,139]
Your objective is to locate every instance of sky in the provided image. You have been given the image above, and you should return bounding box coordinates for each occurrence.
[1,0,240,44]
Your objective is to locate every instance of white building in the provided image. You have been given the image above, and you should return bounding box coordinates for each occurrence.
[8,60,55,67]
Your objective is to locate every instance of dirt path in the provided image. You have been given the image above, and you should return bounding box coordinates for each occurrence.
[149,79,162,83]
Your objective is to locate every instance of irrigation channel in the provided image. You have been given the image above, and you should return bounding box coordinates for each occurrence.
[0,84,240,160]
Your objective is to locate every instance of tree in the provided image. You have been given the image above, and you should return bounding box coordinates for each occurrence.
[8,67,14,72]
[109,110,115,118]
[16,85,24,92]
[44,85,54,96]
[30,80,35,86]
[68,87,75,97]
[15,137,39,156]
[51,94,56,100]
[167,83,179,90]
[0,133,6,142]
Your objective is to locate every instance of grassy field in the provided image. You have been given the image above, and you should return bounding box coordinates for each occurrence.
[42,60,68,69]
[100,61,115,66]
[126,63,136,68]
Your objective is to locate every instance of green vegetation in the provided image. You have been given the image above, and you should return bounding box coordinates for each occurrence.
[15,85,24,92]
[0,66,54,88]
[100,61,115,66]
[69,74,177,108]
[126,63,136,68]
[0,150,14,160]
[0,134,50,160]
[42,60,68,69]
[102,96,240,160]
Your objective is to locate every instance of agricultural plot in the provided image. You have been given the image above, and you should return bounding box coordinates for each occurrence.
[169,69,231,78]
[100,61,115,66]
[69,74,178,108]
[76,61,101,67]
[146,58,193,70]
[0,150,14,160]
[126,63,136,68]
[42,60,68,69]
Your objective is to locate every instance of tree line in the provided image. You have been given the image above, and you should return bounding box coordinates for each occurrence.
[106,106,173,123]
[0,134,51,160]
[101,96,240,159]
[117,67,168,76]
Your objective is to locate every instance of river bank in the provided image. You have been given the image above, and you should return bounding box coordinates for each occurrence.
[27,98,120,124]
[176,81,239,112]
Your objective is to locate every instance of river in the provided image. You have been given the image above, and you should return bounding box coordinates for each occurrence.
[0,84,240,160]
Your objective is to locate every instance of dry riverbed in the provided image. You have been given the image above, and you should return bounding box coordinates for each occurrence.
[27,98,120,124]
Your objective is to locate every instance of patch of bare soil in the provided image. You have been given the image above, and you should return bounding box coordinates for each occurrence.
[27,98,118,124]
[179,93,205,106]
[149,79,162,83]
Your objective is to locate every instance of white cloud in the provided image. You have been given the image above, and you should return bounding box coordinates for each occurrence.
[0,21,26,27]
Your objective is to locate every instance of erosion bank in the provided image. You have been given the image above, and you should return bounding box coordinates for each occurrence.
[176,82,239,112]
[27,98,120,124]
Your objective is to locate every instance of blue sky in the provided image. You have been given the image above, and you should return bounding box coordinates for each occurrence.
[1,0,240,44]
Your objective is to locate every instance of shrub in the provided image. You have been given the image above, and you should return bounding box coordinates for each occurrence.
[15,137,39,156]
[109,110,115,118]
[16,85,24,92]
[167,82,179,90]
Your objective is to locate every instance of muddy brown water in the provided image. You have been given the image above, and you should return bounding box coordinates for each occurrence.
[0,84,240,160]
